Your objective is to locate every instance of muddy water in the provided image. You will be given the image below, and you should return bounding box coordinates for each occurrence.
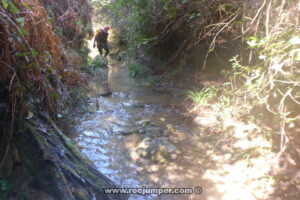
[73,60,209,200]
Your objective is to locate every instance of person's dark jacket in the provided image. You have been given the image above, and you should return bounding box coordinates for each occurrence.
[95,29,108,44]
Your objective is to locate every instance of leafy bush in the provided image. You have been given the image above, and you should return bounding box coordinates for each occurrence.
[198,0,300,156]
[128,62,141,78]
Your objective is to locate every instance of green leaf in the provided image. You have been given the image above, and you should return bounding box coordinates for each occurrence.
[50,93,59,99]
[15,52,26,57]
[25,111,33,120]
[31,49,40,56]
[8,2,20,13]
[0,179,10,191]
[2,0,9,9]
[21,1,30,9]
[20,27,28,35]
[16,17,25,26]
[21,63,34,70]
[83,25,92,33]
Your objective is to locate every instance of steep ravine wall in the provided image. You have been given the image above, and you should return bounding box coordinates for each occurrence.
[0,0,125,199]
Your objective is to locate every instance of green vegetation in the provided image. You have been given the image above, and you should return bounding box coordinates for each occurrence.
[0,179,10,191]
[218,2,299,140]
[0,0,125,199]
[128,62,141,78]
[187,86,218,106]
[91,55,108,68]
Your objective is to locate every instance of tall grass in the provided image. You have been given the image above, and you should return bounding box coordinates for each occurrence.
[187,86,218,106]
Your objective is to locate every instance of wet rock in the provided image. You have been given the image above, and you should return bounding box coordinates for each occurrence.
[59,149,65,157]
[131,103,145,108]
[166,124,175,133]
[105,109,114,113]
[113,92,129,99]
[122,101,144,108]
[157,137,176,153]
[144,126,164,138]
[129,138,150,161]
[130,137,177,163]
[100,91,112,97]
[135,148,148,158]
[163,129,172,137]
[118,128,140,136]
[130,150,140,161]
[136,119,151,126]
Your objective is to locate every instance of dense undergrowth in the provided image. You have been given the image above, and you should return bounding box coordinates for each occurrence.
[188,0,300,155]
[0,0,90,176]
[96,0,242,67]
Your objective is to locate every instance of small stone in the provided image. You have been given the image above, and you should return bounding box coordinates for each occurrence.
[118,128,139,136]
[163,129,171,136]
[170,153,178,160]
[166,124,175,133]
[130,151,140,161]
[144,126,163,138]
[136,119,151,126]
[59,149,65,157]
[136,148,148,158]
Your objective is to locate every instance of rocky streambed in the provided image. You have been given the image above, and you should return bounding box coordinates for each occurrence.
[71,59,208,200]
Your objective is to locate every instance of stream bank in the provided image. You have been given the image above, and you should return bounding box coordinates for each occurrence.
[1,106,128,200]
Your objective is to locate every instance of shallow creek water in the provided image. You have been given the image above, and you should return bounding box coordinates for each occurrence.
[72,60,211,200]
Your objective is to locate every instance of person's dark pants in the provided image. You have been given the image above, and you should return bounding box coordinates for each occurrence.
[97,43,109,57]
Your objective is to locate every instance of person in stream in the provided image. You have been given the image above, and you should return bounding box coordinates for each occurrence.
[93,25,112,97]
[93,25,110,57]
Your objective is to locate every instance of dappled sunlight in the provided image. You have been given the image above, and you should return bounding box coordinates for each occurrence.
[188,97,282,199]
[203,152,277,200]
[160,117,166,122]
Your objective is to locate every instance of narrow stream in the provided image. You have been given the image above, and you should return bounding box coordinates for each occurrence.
[72,59,209,200]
